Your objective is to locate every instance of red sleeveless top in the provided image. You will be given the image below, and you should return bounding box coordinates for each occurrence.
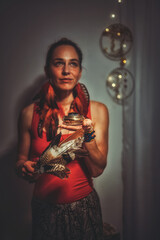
[30,103,93,204]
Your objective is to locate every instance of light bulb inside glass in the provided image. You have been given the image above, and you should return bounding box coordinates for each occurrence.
[111,13,116,18]
[112,83,116,88]
[105,28,110,32]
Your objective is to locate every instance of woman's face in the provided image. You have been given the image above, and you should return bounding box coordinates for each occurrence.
[48,45,82,92]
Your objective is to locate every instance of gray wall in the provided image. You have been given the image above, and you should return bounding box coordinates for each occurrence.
[0,1,123,239]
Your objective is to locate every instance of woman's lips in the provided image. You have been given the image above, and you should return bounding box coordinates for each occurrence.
[60,78,73,83]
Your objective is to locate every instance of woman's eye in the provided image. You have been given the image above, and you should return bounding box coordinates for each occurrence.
[70,62,79,67]
[53,61,79,68]
[54,62,64,67]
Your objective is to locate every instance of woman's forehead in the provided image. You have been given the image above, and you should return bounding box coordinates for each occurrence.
[52,45,79,60]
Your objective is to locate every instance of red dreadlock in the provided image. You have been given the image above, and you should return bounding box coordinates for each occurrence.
[34,82,90,141]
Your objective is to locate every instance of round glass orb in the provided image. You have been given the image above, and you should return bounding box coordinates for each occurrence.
[100,23,133,60]
[106,68,134,104]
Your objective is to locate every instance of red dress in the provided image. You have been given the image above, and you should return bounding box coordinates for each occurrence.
[30,103,93,204]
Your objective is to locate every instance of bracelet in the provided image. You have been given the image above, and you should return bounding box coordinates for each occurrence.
[84,130,96,142]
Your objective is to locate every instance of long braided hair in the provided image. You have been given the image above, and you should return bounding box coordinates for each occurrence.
[34,38,90,141]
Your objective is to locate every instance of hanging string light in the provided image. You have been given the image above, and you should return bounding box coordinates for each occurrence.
[100,0,134,104]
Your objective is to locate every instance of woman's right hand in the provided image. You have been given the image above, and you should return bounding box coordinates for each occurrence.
[16,160,38,182]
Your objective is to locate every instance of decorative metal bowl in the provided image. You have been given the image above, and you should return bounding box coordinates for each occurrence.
[63,112,84,126]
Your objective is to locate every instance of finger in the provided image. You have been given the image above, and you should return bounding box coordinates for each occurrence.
[58,124,82,130]
[82,119,94,132]
[83,118,93,126]
[22,167,27,174]
[27,172,34,177]
[23,164,35,173]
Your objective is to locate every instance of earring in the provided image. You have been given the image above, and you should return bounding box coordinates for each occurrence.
[48,79,52,86]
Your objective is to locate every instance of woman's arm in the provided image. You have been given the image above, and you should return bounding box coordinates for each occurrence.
[59,101,109,178]
[83,101,109,177]
[16,104,37,181]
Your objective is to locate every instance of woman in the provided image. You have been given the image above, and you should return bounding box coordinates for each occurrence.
[16,38,109,240]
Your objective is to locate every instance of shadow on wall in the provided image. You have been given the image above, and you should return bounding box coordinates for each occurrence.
[15,74,47,112]
[0,75,46,240]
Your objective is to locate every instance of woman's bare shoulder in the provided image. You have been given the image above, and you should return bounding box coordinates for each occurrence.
[90,100,109,127]
[90,100,109,117]
[19,103,35,129]
[21,103,34,117]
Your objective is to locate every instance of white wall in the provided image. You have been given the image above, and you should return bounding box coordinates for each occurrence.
[0,0,123,239]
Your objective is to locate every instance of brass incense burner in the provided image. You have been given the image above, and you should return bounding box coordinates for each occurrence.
[63,112,84,126]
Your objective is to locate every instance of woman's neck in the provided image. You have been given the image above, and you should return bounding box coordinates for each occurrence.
[55,90,74,115]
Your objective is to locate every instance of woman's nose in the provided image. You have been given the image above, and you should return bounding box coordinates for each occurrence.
[62,64,70,75]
